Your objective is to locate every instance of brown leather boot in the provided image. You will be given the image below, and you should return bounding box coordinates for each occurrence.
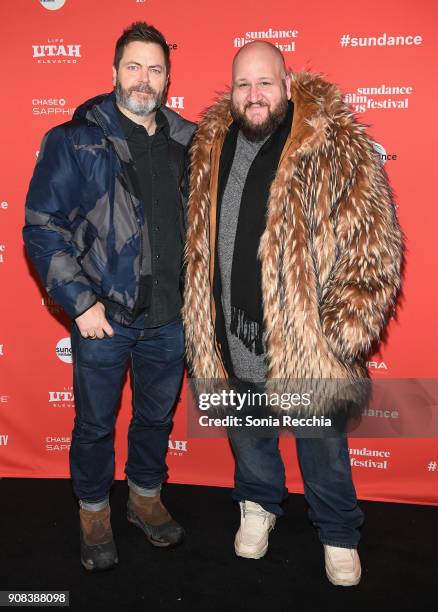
[127,490,185,548]
[80,505,118,571]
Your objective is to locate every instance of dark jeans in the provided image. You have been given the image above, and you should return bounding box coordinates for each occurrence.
[228,427,364,548]
[69,316,184,503]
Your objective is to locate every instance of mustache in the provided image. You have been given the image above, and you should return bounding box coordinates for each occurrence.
[129,84,156,95]
[245,100,269,109]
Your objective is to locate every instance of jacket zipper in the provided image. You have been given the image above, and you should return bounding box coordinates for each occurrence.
[92,107,144,315]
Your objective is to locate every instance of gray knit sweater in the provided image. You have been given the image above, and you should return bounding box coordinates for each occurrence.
[217,131,268,383]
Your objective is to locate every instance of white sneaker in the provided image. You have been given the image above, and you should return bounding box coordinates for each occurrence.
[234,501,276,559]
[324,545,362,586]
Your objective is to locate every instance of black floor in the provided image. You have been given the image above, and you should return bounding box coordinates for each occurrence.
[0,479,436,611]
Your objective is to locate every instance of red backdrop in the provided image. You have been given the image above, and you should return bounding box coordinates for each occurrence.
[0,0,437,505]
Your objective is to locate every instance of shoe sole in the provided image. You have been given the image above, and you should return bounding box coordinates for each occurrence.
[81,558,118,572]
[127,513,181,548]
[79,528,118,572]
[235,545,268,559]
[325,568,361,587]
[234,536,269,560]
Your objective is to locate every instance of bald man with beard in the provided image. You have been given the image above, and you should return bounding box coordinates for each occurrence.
[183,42,403,586]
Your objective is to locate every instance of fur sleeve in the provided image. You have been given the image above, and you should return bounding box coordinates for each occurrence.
[319,139,404,362]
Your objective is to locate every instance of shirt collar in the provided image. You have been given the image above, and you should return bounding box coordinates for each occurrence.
[115,104,168,139]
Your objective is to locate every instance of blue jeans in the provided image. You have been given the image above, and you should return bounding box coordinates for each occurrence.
[228,426,364,548]
[69,316,184,503]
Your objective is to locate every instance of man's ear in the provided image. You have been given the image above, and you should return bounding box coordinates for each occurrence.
[284,74,292,100]
[112,66,117,87]
[164,73,170,96]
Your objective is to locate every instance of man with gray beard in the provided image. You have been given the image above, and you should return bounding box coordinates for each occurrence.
[24,22,195,571]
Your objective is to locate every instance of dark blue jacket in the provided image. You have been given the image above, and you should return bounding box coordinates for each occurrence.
[23,92,196,324]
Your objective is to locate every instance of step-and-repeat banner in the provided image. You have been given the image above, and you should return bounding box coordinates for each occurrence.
[1,0,437,505]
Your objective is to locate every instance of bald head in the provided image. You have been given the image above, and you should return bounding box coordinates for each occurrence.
[232,41,287,80]
[230,41,291,142]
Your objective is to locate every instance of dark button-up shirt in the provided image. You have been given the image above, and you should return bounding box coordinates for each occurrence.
[117,106,183,328]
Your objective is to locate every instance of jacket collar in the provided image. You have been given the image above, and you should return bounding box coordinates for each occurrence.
[195,70,345,157]
[72,91,123,138]
[73,92,166,161]
[73,91,195,161]
[77,91,133,162]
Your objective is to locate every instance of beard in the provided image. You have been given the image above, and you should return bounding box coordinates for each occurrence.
[230,94,289,142]
[115,79,165,116]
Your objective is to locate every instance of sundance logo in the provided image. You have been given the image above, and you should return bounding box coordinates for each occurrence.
[370,142,397,166]
[40,0,67,10]
[349,446,390,469]
[234,27,299,52]
[56,338,72,364]
[0,434,8,446]
[344,84,413,113]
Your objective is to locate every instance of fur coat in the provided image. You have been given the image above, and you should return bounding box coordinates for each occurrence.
[182,71,403,387]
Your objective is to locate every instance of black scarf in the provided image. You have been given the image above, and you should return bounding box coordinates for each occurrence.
[215,101,294,357]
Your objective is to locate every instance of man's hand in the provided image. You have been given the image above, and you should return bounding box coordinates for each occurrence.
[75,302,114,339]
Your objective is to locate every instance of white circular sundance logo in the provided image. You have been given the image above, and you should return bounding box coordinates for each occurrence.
[372,140,387,165]
[40,0,66,11]
[56,337,72,363]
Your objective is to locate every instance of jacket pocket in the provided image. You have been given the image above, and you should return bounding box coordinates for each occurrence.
[78,237,106,286]
[75,222,98,264]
